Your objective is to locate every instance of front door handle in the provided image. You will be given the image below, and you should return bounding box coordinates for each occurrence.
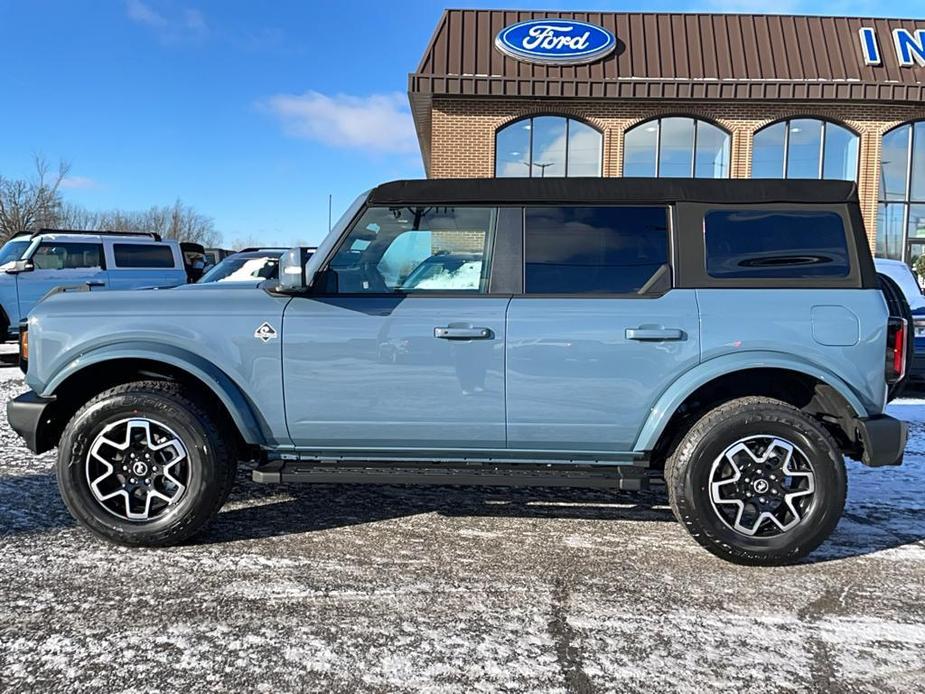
[434,326,494,340]
[625,327,684,341]
[85,280,106,288]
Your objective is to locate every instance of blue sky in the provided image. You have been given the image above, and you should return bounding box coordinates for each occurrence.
[0,0,921,245]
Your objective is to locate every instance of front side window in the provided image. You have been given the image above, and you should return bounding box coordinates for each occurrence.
[31,242,103,270]
[623,117,730,178]
[878,121,925,261]
[113,244,175,268]
[524,207,669,294]
[751,119,858,181]
[0,239,32,267]
[705,210,850,279]
[324,206,495,293]
[495,116,602,178]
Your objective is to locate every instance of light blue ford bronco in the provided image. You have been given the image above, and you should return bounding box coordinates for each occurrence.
[6,179,908,564]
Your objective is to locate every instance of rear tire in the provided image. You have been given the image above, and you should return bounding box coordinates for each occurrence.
[56,380,237,547]
[665,397,846,565]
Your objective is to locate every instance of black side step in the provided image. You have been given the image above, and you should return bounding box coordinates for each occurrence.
[252,461,649,491]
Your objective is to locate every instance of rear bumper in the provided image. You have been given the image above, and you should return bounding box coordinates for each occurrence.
[6,391,55,454]
[854,414,906,467]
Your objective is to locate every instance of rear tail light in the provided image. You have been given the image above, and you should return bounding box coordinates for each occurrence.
[886,317,907,385]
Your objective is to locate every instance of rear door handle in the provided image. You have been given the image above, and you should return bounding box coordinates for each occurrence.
[85,280,106,288]
[625,327,684,341]
[434,326,494,340]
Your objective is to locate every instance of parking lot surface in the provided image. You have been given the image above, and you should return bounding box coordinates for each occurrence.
[0,365,923,693]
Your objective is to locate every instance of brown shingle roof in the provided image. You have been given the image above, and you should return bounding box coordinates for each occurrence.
[408,10,925,170]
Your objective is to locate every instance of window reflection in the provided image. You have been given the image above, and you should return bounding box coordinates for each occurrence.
[751,122,786,178]
[752,118,858,181]
[659,118,695,178]
[623,117,730,178]
[495,116,602,178]
[877,121,925,262]
[623,121,658,177]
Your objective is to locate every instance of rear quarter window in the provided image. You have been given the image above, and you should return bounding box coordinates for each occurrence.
[113,244,176,269]
[705,210,850,279]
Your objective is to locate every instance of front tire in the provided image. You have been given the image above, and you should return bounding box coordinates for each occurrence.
[666,397,846,565]
[57,380,237,547]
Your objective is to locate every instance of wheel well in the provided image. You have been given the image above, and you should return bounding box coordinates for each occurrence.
[39,358,253,457]
[650,368,860,469]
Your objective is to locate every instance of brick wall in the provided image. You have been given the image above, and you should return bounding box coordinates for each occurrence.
[429,98,925,247]
[432,230,486,254]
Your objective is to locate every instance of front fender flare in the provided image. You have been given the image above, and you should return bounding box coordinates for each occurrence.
[632,351,870,453]
[41,341,266,445]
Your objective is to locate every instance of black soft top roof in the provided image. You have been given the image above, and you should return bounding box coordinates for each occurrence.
[368,178,859,206]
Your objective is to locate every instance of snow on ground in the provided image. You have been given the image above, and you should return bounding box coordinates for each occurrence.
[0,369,923,693]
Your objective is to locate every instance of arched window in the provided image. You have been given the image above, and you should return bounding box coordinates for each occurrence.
[752,118,858,181]
[495,116,602,178]
[878,121,925,261]
[623,117,730,178]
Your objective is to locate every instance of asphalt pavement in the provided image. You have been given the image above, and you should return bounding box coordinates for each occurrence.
[0,361,923,693]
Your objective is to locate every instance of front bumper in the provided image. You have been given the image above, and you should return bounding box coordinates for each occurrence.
[7,391,56,454]
[854,414,906,467]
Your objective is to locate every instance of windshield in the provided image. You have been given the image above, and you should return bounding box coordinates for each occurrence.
[304,191,369,279]
[198,253,284,283]
[0,239,32,268]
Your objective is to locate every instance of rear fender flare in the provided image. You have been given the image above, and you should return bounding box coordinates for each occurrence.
[633,351,869,453]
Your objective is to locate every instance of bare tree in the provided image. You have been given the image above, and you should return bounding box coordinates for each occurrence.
[51,199,221,247]
[1,157,222,247]
[0,156,70,240]
[227,234,265,250]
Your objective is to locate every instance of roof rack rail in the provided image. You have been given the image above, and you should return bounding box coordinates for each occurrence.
[238,247,293,253]
[35,228,163,242]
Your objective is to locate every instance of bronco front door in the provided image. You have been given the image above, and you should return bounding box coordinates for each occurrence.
[282,204,509,452]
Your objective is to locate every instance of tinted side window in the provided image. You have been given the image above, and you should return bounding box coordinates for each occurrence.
[704,210,850,279]
[32,242,103,270]
[325,206,495,293]
[113,244,176,269]
[524,206,669,294]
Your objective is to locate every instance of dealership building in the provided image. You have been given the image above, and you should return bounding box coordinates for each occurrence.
[408,10,925,264]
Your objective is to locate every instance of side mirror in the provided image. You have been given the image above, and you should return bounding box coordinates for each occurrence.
[5,259,34,274]
[277,247,315,293]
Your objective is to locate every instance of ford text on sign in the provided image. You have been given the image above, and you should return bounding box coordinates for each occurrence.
[495,19,616,65]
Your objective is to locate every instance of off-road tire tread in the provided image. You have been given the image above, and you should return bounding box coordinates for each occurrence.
[665,396,845,566]
[58,380,237,547]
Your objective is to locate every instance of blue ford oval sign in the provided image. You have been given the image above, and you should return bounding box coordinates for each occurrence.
[495,19,616,65]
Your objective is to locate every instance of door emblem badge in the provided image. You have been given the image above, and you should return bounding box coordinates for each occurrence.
[254,322,278,342]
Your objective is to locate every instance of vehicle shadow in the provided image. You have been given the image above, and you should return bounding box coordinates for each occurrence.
[200,474,676,545]
[2,467,923,564]
[0,469,76,535]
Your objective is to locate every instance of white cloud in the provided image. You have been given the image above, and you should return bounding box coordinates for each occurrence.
[60,176,99,190]
[125,1,208,40]
[260,91,418,154]
[125,0,167,28]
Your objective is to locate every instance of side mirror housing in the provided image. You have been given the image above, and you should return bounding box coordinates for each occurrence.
[277,247,315,293]
[5,259,34,274]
